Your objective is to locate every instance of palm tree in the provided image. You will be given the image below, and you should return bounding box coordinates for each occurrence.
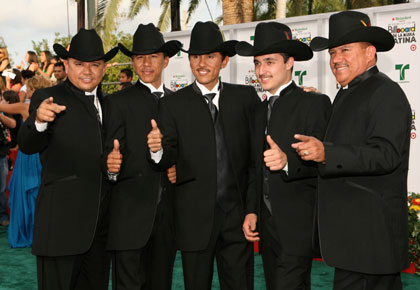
[223,0,254,25]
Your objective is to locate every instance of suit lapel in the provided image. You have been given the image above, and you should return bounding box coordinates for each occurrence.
[255,101,268,165]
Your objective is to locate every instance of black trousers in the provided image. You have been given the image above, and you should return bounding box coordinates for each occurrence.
[181,204,254,290]
[333,268,402,290]
[141,195,177,290]
[260,205,312,290]
[112,197,177,290]
[36,192,111,290]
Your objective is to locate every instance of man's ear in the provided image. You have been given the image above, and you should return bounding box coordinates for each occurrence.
[286,56,295,71]
[366,45,377,62]
[221,55,229,69]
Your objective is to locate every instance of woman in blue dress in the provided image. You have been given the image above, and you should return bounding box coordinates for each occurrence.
[4,75,49,247]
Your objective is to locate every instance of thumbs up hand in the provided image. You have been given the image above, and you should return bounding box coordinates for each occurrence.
[147,119,163,153]
[36,97,66,123]
[263,135,287,171]
[107,139,123,173]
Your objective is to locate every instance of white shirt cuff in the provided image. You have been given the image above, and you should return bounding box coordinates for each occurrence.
[283,163,288,175]
[107,171,119,182]
[35,121,48,132]
[151,149,163,163]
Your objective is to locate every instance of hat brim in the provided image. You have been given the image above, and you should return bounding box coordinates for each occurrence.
[310,26,395,52]
[236,39,313,61]
[54,43,119,62]
[119,40,182,58]
[181,40,238,57]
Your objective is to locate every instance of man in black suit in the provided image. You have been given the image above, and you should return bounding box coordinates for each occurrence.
[18,29,118,290]
[104,23,181,290]
[147,21,259,290]
[236,22,331,290]
[292,11,411,290]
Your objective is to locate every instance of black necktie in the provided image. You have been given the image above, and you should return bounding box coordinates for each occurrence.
[263,95,280,215]
[87,94,101,123]
[152,91,163,102]
[267,95,280,126]
[87,94,95,104]
[203,93,217,123]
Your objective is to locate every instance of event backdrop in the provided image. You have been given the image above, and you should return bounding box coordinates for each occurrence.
[163,2,420,193]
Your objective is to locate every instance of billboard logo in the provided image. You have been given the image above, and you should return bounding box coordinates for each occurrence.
[291,28,311,45]
[294,70,307,85]
[395,64,410,82]
[170,74,188,91]
[388,20,416,44]
[244,69,263,93]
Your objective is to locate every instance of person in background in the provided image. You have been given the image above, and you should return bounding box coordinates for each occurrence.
[117,82,132,91]
[118,68,133,90]
[8,76,51,248]
[5,69,22,94]
[53,62,67,84]
[19,70,36,103]
[0,78,6,94]
[0,47,11,83]
[17,51,39,72]
[0,90,21,227]
[119,68,133,83]
[37,50,54,78]
[293,11,411,290]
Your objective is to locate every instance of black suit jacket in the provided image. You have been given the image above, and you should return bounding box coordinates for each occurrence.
[251,81,331,257]
[18,80,109,256]
[103,82,173,251]
[318,67,411,274]
[154,82,260,251]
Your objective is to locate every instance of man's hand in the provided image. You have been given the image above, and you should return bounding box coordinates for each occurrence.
[264,135,287,171]
[167,165,176,184]
[36,97,66,123]
[147,119,162,153]
[291,134,325,163]
[300,85,320,93]
[242,213,259,242]
[107,139,123,173]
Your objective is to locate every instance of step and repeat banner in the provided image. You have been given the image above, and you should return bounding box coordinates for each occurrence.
[163,3,420,193]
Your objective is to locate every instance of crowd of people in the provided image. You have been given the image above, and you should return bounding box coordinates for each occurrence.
[0,9,413,290]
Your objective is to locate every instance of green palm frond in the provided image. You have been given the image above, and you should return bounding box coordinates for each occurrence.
[186,0,200,24]
[127,0,150,19]
[215,15,223,25]
[158,0,171,32]
[95,0,124,51]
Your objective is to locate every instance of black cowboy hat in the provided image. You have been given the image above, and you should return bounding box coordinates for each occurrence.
[53,28,118,62]
[236,22,313,61]
[119,23,181,58]
[310,11,395,52]
[181,21,237,57]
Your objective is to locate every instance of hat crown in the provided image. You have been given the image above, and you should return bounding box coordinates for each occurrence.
[329,11,371,41]
[189,21,225,53]
[132,23,165,52]
[68,28,105,59]
[253,22,293,50]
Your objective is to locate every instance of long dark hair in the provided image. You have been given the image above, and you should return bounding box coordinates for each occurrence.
[41,50,53,70]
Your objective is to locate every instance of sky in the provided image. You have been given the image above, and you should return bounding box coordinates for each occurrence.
[1,0,221,66]
[2,0,420,66]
